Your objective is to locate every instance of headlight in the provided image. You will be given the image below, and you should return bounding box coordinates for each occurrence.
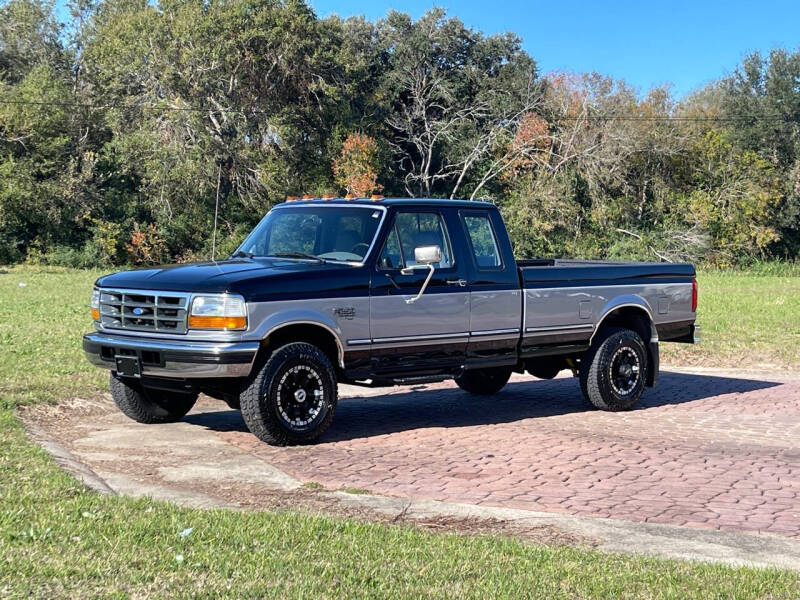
[188,294,247,330]
[91,288,101,321]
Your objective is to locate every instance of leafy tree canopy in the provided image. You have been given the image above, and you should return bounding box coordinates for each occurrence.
[0,0,799,266]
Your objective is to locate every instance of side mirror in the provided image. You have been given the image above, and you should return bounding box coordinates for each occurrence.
[413,245,442,265]
[401,245,442,304]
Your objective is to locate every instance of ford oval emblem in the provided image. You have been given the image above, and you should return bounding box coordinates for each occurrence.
[132,307,144,316]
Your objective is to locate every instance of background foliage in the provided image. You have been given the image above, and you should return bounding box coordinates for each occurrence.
[1,0,799,267]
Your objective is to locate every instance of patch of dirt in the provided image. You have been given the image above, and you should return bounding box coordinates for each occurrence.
[20,396,113,443]
[402,515,591,546]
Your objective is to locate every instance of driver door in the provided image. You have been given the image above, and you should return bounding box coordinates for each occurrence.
[369,209,470,375]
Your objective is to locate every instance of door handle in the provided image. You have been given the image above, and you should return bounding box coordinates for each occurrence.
[446,278,467,287]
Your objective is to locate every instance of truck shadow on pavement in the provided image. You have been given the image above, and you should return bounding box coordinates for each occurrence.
[183,371,781,442]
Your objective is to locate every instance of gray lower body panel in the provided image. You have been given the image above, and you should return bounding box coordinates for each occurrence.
[83,332,259,378]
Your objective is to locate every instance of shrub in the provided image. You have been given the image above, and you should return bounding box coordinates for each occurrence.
[125,223,168,265]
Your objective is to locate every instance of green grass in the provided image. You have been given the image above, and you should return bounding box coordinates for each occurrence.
[0,266,106,409]
[340,487,372,495]
[1,264,799,598]
[661,266,800,369]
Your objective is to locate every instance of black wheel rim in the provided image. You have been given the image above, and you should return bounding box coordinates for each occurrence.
[275,364,326,431]
[609,346,640,395]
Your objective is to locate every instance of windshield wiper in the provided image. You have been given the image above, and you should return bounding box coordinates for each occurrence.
[272,252,328,263]
[230,250,254,259]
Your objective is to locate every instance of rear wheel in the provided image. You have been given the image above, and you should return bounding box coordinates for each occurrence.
[110,374,198,424]
[455,367,512,395]
[580,327,648,411]
[240,342,338,446]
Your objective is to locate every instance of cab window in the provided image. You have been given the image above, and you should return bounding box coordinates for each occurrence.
[462,212,502,269]
[379,211,453,269]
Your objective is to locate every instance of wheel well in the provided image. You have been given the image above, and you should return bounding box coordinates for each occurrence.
[257,323,343,372]
[594,305,653,343]
[592,305,657,387]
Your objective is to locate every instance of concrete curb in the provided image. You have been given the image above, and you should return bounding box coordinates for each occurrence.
[327,491,800,571]
[23,419,117,496]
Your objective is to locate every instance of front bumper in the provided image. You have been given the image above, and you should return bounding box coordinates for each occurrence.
[83,332,259,379]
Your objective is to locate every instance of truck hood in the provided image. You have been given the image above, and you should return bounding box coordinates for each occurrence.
[95,258,369,301]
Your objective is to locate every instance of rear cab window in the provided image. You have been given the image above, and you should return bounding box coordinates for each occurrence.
[461,211,502,270]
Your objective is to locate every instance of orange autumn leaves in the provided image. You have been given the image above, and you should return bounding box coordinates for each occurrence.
[332,133,382,197]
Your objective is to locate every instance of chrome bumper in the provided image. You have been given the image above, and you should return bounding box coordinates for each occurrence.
[83,332,259,378]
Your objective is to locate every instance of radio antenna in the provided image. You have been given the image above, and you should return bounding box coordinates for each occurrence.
[211,163,221,261]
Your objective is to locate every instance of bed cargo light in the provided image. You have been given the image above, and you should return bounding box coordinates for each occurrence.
[188,295,247,330]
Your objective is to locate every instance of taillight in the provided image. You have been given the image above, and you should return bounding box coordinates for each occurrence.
[691,278,698,312]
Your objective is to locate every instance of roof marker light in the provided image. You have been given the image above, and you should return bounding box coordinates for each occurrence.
[321,193,336,200]
[370,194,385,202]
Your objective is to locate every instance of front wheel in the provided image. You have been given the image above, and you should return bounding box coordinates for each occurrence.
[110,374,198,424]
[580,327,648,411]
[240,342,338,446]
[455,367,512,395]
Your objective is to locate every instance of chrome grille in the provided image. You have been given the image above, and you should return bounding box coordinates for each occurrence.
[99,289,190,334]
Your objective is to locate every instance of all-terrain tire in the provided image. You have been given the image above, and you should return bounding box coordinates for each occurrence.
[110,373,198,424]
[239,342,338,446]
[455,367,513,395]
[579,327,648,411]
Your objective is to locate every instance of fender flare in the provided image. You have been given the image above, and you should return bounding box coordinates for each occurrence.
[248,310,346,369]
[590,295,656,345]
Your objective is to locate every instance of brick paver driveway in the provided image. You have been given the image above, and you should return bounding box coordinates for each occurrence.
[208,370,800,538]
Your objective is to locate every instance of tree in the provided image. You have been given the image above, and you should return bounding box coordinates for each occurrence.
[0,0,102,263]
[81,0,337,254]
[379,9,540,199]
[1,0,798,266]
[332,133,381,196]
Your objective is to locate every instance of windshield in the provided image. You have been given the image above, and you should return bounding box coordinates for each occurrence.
[236,205,385,263]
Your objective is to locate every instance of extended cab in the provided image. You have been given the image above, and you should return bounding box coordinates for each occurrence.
[84,198,699,445]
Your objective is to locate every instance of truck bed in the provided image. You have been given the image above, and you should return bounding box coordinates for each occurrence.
[518,259,695,287]
[517,259,696,354]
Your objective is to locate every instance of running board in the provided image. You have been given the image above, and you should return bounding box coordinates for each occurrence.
[343,375,452,388]
[389,375,451,386]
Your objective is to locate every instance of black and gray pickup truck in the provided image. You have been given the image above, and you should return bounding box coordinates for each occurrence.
[84,197,699,445]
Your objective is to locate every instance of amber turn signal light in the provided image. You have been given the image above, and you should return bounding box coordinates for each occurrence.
[91,308,100,321]
[187,315,247,330]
